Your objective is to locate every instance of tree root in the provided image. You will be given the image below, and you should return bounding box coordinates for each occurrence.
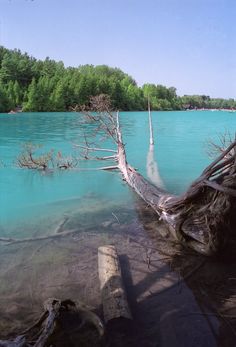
[0,298,104,347]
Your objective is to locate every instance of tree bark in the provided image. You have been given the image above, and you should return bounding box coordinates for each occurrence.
[98,245,132,322]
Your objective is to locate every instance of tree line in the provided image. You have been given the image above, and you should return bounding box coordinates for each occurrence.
[0,46,235,113]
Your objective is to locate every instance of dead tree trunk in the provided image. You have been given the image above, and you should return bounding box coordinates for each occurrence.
[78,95,236,256]
[116,113,236,255]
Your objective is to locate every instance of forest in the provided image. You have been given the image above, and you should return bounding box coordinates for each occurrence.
[0,46,235,113]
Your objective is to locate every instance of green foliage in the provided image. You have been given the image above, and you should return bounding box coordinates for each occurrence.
[0,46,235,113]
[0,82,12,112]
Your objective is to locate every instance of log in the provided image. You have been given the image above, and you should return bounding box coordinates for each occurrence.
[98,245,132,322]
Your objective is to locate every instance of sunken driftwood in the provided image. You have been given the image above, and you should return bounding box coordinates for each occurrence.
[0,299,104,347]
[0,217,78,245]
[98,245,132,322]
[77,95,236,256]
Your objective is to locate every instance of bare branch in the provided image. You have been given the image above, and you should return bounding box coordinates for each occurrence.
[73,144,116,153]
[17,144,78,171]
[207,131,236,159]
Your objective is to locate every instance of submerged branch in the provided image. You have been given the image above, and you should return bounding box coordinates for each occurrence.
[17,144,78,171]
[0,229,77,245]
[73,144,117,153]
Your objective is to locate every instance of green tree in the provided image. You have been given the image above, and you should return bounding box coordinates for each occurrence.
[23,78,38,111]
[1,45,235,112]
[50,80,66,111]
[0,83,12,112]
[13,80,22,106]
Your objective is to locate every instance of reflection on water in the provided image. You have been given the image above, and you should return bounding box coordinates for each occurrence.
[146,144,165,189]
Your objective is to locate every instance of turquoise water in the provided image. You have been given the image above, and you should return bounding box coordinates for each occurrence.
[0,110,235,235]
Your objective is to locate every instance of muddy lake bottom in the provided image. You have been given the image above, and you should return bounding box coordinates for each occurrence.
[0,198,235,347]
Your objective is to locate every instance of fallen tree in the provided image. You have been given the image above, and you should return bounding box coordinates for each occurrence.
[76,95,236,256]
[12,95,236,255]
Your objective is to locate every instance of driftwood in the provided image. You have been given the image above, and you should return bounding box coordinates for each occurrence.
[77,95,236,256]
[98,245,132,322]
[0,299,104,347]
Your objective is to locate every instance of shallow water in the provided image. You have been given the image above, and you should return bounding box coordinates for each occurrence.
[0,110,236,345]
[0,110,235,232]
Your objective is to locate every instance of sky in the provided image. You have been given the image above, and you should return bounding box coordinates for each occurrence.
[0,0,235,98]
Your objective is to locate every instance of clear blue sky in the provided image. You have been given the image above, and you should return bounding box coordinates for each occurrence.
[0,0,235,98]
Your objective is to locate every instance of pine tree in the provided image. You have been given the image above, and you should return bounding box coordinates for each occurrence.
[23,78,38,111]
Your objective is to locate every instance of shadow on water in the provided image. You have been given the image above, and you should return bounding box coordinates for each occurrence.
[0,195,235,346]
[132,197,236,347]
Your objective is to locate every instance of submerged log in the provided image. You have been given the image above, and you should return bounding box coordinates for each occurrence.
[98,245,132,322]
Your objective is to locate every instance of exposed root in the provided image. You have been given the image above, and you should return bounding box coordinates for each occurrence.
[0,298,104,347]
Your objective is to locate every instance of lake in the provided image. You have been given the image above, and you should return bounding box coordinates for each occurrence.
[1,110,235,233]
[0,110,235,346]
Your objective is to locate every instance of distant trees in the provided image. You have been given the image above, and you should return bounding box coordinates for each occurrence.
[0,46,235,113]
[142,84,182,110]
[181,95,236,110]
